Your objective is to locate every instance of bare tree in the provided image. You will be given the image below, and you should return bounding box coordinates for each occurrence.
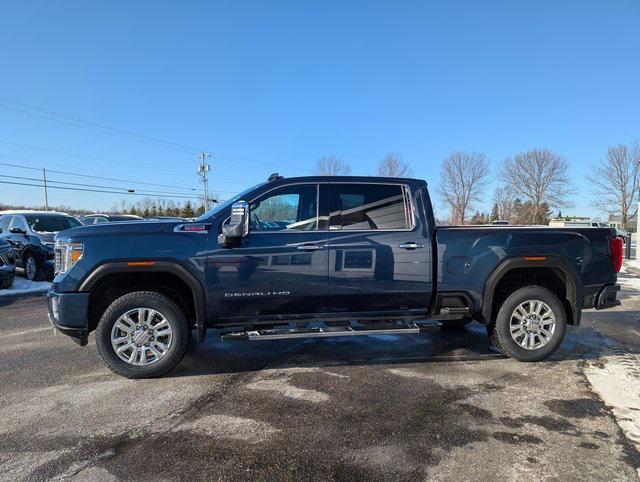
[376,153,413,177]
[438,151,491,224]
[499,148,575,224]
[492,186,516,222]
[587,142,640,230]
[315,156,351,176]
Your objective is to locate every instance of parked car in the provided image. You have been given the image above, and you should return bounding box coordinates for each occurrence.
[80,214,143,225]
[0,211,82,281]
[0,238,15,289]
[491,220,510,225]
[48,175,622,378]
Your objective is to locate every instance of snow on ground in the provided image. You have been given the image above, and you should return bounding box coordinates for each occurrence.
[584,257,640,465]
[0,276,51,298]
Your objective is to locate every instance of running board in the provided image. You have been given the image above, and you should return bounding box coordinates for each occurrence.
[221,322,442,341]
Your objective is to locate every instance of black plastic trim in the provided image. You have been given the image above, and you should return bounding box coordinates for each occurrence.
[481,256,583,326]
[79,261,208,342]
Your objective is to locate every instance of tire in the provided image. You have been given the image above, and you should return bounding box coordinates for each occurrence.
[440,317,473,330]
[95,291,190,379]
[24,253,45,281]
[0,276,13,289]
[487,285,567,362]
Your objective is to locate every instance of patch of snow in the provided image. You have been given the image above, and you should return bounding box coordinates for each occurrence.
[584,349,640,452]
[0,277,50,297]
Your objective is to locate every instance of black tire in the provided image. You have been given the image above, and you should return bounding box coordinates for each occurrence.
[24,253,46,281]
[440,317,473,330]
[487,285,567,362]
[95,291,190,379]
[0,276,13,289]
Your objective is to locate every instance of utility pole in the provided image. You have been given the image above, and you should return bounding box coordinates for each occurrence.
[42,168,49,211]
[197,152,212,211]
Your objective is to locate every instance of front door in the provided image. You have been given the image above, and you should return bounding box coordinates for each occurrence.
[326,182,432,314]
[209,183,330,321]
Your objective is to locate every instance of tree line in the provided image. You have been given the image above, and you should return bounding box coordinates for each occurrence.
[314,142,640,228]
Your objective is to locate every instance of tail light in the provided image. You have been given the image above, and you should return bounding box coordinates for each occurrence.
[609,237,623,273]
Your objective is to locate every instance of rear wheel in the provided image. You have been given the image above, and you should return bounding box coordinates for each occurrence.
[95,291,190,378]
[488,285,567,361]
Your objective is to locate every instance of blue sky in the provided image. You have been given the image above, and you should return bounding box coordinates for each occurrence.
[0,0,638,218]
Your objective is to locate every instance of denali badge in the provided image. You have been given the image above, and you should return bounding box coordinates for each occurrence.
[224,291,291,298]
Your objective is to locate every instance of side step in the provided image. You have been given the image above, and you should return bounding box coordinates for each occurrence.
[221,321,442,341]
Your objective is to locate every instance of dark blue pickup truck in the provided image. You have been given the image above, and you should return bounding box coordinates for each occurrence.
[48,175,622,378]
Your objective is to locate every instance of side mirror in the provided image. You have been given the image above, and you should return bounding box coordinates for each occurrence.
[218,201,249,248]
[10,227,25,234]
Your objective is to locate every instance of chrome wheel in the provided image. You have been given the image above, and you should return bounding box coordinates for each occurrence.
[25,256,37,280]
[111,308,173,366]
[509,299,556,350]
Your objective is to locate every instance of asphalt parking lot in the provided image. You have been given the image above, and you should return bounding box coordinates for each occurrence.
[1,267,640,480]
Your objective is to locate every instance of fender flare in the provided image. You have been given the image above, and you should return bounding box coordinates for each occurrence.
[79,261,208,341]
[481,256,583,325]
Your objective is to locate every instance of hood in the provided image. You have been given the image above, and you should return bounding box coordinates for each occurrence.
[55,221,181,241]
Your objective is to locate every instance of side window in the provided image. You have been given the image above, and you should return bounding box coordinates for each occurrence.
[94,217,107,224]
[250,184,319,231]
[329,184,411,230]
[10,216,28,232]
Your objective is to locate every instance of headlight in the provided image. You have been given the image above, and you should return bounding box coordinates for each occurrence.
[54,241,83,275]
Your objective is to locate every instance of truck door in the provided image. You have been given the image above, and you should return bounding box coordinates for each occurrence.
[326,182,432,314]
[210,182,330,320]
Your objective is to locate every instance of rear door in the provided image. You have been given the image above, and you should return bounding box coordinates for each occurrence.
[209,182,330,321]
[326,182,432,314]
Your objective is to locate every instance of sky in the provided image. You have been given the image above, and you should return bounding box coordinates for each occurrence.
[0,0,638,218]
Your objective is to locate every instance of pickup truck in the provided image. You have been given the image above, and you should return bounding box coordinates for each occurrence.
[48,175,622,378]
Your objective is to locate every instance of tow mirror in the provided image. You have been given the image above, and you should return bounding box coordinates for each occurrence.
[218,201,249,248]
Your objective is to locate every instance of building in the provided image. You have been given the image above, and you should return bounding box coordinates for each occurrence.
[608,212,637,233]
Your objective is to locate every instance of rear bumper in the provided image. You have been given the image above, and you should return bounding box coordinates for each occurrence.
[47,290,90,346]
[595,284,621,310]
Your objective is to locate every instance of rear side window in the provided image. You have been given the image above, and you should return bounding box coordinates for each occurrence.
[329,184,412,230]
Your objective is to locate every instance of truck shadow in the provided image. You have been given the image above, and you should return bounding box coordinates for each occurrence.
[169,312,640,378]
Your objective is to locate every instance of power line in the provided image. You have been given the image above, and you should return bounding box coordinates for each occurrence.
[0,161,241,194]
[0,139,188,174]
[0,97,309,172]
[0,98,199,154]
[0,179,205,199]
[0,174,198,197]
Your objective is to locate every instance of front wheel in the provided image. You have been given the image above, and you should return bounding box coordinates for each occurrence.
[488,286,567,362]
[24,254,45,281]
[95,291,190,378]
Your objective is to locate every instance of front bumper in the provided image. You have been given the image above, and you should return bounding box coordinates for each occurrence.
[595,284,621,310]
[47,290,90,346]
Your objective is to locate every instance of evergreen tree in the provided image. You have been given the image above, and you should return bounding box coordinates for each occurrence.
[490,203,499,221]
[182,200,195,218]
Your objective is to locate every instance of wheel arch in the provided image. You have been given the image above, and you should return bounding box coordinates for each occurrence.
[79,261,208,341]
[481,256,583,326]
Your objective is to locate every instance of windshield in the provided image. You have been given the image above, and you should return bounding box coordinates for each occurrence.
[195,183,266,221]
[25,215,82,233]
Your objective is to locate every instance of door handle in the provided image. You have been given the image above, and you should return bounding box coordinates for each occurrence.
[297,244,325,251]
[399,242,424,250]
